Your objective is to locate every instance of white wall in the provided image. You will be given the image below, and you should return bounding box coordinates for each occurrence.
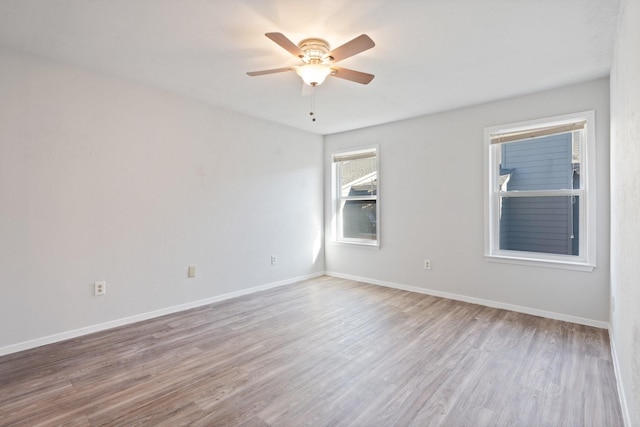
[325,78,610,325]
[0,48,324,352]
[610,0,640,424]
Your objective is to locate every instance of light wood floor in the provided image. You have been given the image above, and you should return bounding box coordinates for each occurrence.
[0,276,623,426]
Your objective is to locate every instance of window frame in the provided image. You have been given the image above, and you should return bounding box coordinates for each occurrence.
[484,111,596,271]
[331,146,380,247]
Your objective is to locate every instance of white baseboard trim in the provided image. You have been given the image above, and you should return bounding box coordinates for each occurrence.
[0,272,324,357]
[610,329,632,427]
[326,271,609,329]
[1,271,610,357]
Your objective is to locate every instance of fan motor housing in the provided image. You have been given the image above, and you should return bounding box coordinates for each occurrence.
[298,38,332,63]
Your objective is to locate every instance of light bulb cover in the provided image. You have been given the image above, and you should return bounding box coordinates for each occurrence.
[296,64,332,86]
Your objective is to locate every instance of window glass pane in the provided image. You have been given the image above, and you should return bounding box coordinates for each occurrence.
[486,112,594,267]
[499,132,580,191]
[499,196,579,255]
[340,200,377,240]
[339,157,377,197]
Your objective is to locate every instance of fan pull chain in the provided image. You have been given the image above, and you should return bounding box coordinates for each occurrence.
[310,86,316,122]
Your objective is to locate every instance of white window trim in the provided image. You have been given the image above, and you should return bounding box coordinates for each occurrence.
[331,146,380,247]
[484,111,596,272]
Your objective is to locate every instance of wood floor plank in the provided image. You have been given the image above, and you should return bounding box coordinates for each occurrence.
[0,276,624,426]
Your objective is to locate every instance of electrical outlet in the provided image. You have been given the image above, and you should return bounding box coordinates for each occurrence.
[424,259,431,270]
[188,265,196,278]
[94,281,106,296]
[271,255,277,265]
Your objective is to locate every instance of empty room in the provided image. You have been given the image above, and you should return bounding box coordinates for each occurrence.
[0,0,638,426]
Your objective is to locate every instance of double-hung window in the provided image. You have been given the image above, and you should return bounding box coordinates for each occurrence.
[484,111,596,271]
[331,147,379,246]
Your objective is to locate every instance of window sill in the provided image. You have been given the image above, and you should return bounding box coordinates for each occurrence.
[332,240,380,248]
[485,254,595,272]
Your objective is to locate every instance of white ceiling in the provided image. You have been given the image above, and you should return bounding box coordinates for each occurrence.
[0,0,621,135]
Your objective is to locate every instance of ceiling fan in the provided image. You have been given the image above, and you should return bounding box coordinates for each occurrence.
[247,32,375,88]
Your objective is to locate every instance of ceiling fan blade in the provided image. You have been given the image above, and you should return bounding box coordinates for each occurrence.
[265,32,304,58]
[246,67,293,76]
[328,34,375,63]
[330,67,375,85]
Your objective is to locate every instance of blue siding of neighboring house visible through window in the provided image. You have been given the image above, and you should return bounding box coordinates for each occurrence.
[499,133,579,255]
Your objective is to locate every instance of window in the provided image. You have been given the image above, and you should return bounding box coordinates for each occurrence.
[332,147,379,246]
[484,111,596,271]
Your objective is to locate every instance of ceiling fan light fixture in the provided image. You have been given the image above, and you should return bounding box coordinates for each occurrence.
[296,63,332,86]
[247,33,375,88]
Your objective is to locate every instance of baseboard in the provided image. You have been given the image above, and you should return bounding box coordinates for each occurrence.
[610,329,632,427]
[326,271,609,329]
[0,272,324,357]
[1,271,610,357]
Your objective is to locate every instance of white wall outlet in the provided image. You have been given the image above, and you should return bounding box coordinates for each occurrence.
[94,281,106,296]
[424,259,431,270]
[271,255,277,265]
[188,265,196,278]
